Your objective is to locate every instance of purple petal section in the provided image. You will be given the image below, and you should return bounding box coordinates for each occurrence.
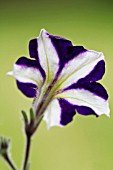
[64,46,87,63]
[16,81,37,98]
[58,98,76,126]
[78,60,105,83]
[49,35,72,66]
[75,105,98,117]
[29,39,38,59]
[67,82,108,100]
[16,56,38,68]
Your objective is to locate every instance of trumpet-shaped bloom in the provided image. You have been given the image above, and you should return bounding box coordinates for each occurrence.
[8,29,110,128]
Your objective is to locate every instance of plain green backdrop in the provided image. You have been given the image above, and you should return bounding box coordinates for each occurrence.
[0,0,113,169]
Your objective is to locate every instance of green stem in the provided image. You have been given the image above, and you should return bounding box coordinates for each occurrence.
[22,79,58,169]
[22,135,31,170]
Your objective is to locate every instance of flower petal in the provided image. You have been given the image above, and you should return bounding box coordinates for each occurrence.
[68,81,108,100]
[29,38,38,59]
[29,29,73,82]
[79,60,105,82]
[75,105,98,116]
[29,29,59,82]
[7,57,44,97]
[55,83,110,117]
[49,33,72,70]
[43,98,76,128]
[58,98,76,125]
[57,50,105,90]
[43,99,62,128]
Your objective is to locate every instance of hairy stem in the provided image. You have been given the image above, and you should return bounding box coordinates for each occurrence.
[22,135,31,170]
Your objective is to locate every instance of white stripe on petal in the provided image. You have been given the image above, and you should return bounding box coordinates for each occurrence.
[37,29,59,82]
[8,64,43,87]
[55,89,110,117]
[57,50,104,89]
[43,99,63,129]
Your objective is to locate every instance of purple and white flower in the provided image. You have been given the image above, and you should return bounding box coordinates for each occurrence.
[8,29,110,128]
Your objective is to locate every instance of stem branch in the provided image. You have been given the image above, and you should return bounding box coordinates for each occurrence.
[3,153,17,170]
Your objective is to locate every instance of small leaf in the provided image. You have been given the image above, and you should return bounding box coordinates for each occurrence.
[21,110,28,124]
[30,108,35,122]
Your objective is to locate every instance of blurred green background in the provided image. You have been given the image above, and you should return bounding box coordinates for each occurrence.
[0,0,113,169]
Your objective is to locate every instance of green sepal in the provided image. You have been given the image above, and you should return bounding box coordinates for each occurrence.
[36,115,43,127]
[21,110,28,124]
[29,108,35,122]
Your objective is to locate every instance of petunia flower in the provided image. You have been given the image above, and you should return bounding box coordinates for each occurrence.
[8,29,110,129]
